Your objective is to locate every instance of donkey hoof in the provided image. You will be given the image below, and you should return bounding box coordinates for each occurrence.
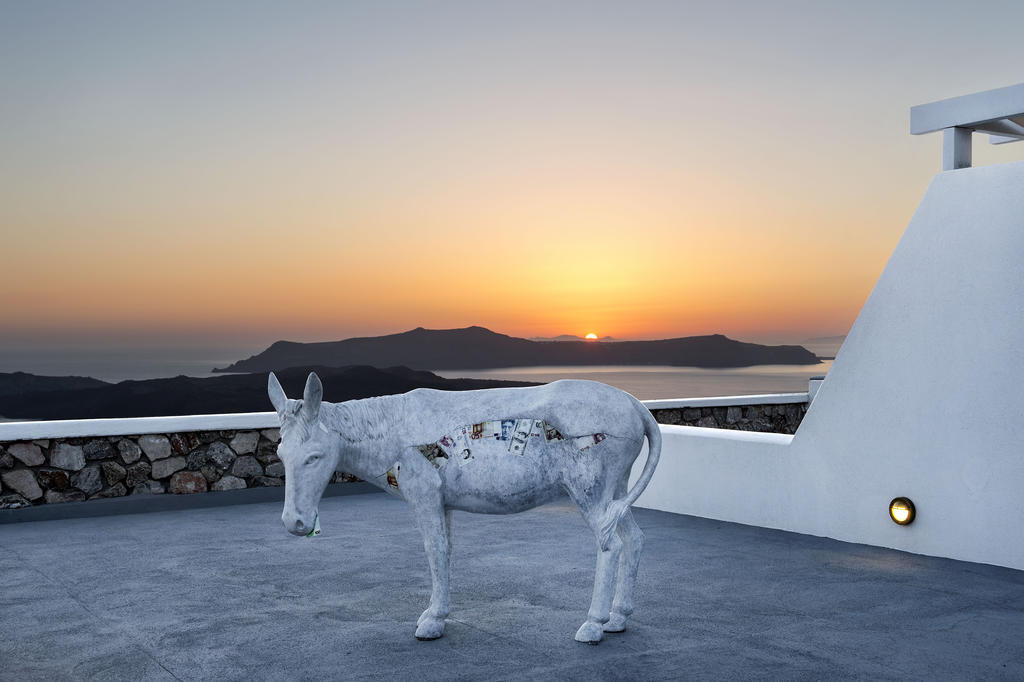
[603,612,628,633]
[574,621,605,644]
[415,617,446,641]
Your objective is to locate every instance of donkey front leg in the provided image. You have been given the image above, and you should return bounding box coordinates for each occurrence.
[409,493,451,640]
[401,466,450,638]
[398,446,451,640]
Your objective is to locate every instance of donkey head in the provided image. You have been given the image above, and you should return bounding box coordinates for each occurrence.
[268,371,339,536]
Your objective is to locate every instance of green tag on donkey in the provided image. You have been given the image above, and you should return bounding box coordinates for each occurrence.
[306,512,321,538]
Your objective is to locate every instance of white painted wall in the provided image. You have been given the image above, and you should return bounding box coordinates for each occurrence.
[633,161,1024,571]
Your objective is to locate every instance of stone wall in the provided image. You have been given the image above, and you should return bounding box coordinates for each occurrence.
[0,429,357,510]
[0,401,807,510]
[650,402,807,434]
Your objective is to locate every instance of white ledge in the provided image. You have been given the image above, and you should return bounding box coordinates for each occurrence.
[0,392,808,442]
[659,423,795,445]
[0,412,281,442]
[642,392,807,410]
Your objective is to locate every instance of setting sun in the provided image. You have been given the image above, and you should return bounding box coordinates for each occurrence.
[585,333,598,340]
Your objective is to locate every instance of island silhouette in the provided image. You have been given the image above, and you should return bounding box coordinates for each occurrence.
[215,326,820,374]
[0,328,819,420]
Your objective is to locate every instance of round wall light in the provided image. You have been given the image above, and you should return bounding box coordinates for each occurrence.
[889,497,916,525]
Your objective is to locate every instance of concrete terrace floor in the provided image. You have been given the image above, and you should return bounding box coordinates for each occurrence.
[3,492,1024,681]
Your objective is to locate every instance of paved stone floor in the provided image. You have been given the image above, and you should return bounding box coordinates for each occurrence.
[3,492,1024,680]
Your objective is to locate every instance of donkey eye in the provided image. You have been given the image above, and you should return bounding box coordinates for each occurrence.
[304,454,321,466]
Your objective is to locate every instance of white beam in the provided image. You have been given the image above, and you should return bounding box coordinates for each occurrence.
[911,82,1024,135]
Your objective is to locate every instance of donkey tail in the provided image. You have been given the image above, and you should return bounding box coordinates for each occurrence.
[597,397,662,550]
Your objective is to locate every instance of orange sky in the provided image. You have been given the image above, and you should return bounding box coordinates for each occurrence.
[3,3,1023,350]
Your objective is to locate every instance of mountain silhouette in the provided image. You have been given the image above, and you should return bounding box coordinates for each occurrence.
[0,365,537,420]
[530,334,618,342]
[0,372,109,398]
[214,326,820,373]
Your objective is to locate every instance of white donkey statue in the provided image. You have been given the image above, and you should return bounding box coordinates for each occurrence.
[268,371,661,643]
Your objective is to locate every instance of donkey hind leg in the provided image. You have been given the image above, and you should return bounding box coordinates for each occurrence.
[569,493,624,644]
[604,508,644,633]
[445,509,453,574]
[411,499,451,640]
[603,473,643,633]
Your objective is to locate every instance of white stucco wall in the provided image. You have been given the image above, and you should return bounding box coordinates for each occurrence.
[633,161,1024,570]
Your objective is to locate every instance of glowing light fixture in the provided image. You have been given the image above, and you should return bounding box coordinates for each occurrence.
[889,497,916,525]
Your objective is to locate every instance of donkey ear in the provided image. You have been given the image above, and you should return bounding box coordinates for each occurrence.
[268,372,288,415]
[301,371,323,421]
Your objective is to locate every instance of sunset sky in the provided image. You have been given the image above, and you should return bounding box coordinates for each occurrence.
[3,1,1023,351]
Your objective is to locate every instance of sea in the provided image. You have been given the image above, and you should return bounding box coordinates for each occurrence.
[435,362,832,401]
[0,341,837,405]
[0,346,249,384]
[444,337,840,399]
